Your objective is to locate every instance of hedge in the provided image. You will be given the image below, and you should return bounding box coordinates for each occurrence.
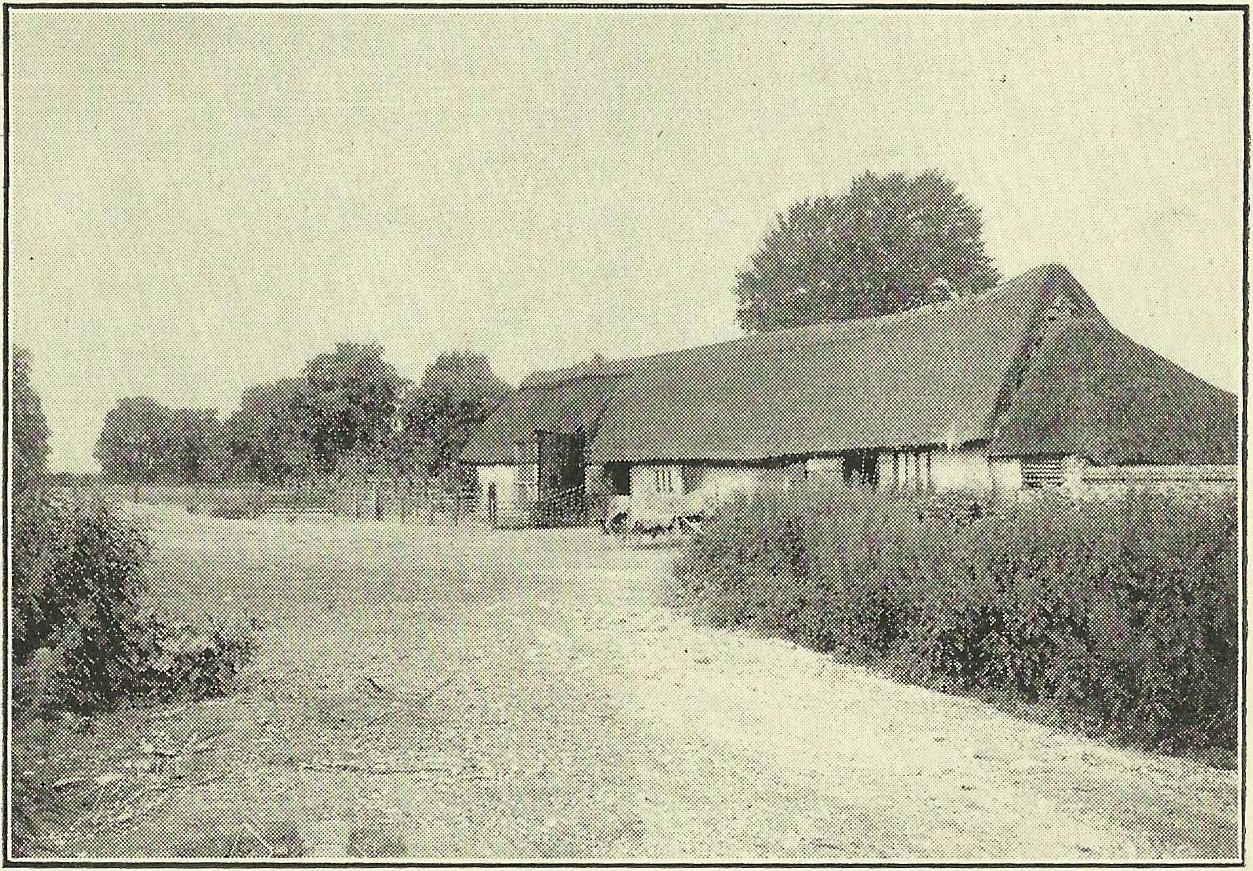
[12,494,257,716]
[671,485,1238,760]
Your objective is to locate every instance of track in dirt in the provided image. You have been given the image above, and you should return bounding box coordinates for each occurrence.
[15,509,1241,860]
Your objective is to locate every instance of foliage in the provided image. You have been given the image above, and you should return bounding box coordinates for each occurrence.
[396,351,510,481]
[734,171,1001,332]
[299,342,409,474]
[672,485,1238,759]
[13,346,51,496]
[92,344,510,490]
[95,398,225,485]
[12,496,258,716]
[12,353,257,853]
[223,378,315,485]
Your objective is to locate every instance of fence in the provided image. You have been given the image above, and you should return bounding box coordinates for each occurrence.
[76,479,482,524]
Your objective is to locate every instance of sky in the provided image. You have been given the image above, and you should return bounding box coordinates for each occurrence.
[8,9,1246,472]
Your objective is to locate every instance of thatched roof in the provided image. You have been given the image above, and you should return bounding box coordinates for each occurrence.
[462,263,1236,468]
[989,318,1238,465]
[585,264,1104,462]
[459,370,627,463]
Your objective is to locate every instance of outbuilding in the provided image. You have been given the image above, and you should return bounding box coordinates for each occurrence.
[460,264,1238,526]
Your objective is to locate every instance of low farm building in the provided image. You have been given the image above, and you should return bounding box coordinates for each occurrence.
[460,264,1239,526]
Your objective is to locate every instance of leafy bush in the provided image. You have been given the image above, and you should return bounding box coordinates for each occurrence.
[12,494,257,717]
[672,484,1238,759]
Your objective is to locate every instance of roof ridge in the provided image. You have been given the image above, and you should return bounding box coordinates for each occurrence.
[522,264,1066,389]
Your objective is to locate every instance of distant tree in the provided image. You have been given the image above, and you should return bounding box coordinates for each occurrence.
[397,351,510,482]
[95,398,224,484]
[12,347,50,497]
[734,170,1002,332]
[95,397,169,483]
[223,379,313,485]
[298,343,409,476]
[168,408,226,484]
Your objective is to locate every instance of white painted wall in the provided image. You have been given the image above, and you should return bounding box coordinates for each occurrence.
[476,464,536,523]
[989,458,1023,492]
[614,448,1036,526]
[876,453,897,492]
[929,448,995,492]
[626,464,781,524]
[628,464,688,522]
[805,456,844,475]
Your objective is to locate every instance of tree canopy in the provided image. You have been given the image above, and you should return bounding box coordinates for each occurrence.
[223,379,312,484]
[95,397,224,484]
[734,171,1002,332]
[12,347,50,497]
[93,344,510,487]
[299,343,409,475]
[398,351,510,481]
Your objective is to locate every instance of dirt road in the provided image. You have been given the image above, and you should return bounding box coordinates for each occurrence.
[21,514,1241,860]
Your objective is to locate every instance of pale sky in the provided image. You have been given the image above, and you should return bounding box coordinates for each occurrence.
[9,9,1246,472]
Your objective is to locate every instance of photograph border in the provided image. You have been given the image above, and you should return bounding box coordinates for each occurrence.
[1,2,1247,866]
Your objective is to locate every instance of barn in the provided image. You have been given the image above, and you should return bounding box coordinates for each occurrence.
[460,264,1239,527]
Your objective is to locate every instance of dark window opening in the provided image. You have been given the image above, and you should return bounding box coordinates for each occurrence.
[605,462,632,496]
[1021,456,1064,489]
[843,450,879,488]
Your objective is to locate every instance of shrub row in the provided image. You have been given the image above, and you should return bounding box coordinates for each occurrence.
[671,485,1239,760]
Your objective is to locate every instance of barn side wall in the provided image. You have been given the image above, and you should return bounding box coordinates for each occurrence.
[926,448,998,492]
[1074,463,1238,498]
[626,464,789,524]
[474,464,537,525]
[989,458,1024,491]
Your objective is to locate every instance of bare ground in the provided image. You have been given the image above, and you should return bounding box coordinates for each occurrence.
[14,511,1241,861]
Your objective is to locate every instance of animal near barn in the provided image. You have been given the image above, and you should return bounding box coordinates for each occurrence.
[459,264,1239,529]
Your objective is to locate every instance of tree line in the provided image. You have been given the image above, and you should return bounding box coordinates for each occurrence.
[93,343,509,487]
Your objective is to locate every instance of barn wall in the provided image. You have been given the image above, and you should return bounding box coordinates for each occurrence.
[929,448,996,492]
[804,456,845,483]
[1075,463,1238,498]
[475,464,537,524]
[583,464,611,494]
[628,464,685,523]
[625,464,786,523]
[875,454,896,491]
[615,448,1051,525]
[989,458,1023,491]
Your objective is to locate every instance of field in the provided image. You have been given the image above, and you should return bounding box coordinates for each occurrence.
[13,505,1241,860]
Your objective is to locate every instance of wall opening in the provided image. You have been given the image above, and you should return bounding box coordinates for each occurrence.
[843,450,879,488]
[605,462,631,496]
[1021,455,1064,489]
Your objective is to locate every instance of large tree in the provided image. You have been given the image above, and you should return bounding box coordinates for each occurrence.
[12,347,51,497]
[168,408,226,483]
[299,343,409,476]
[734,171,1001,332]
[95,398,224,484]
[223,379,312,484]
[396,351,510,481]
[95,397,170,483]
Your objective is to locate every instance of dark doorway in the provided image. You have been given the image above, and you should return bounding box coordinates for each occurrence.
[536,430,588,526]
[537,430,586,500]
[605,462,632,496]
[843,450,880,488]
